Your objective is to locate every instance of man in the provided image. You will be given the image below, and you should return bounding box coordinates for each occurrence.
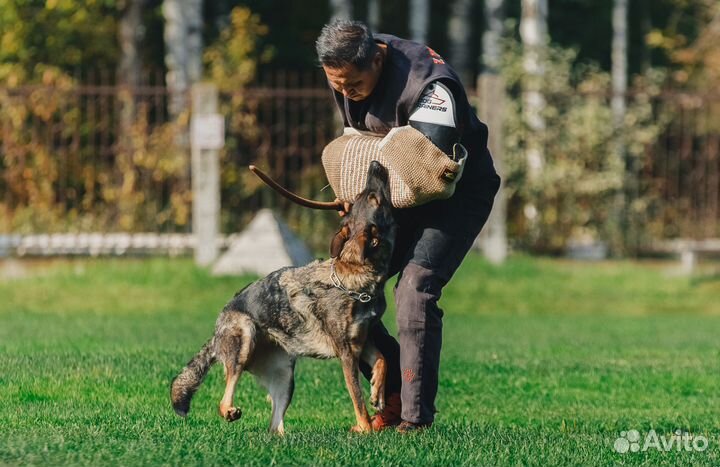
[316,20,501,433]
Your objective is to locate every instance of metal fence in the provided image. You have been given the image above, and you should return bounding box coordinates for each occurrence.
[0,70,186,234]
[1,70,719,254]
[643,93,720,240]
[218,70,342,250]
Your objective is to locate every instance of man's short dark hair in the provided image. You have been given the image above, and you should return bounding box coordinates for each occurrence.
[316,20,379,70]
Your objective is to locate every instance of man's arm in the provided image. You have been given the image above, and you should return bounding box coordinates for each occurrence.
[408,81,463,156]
[323,82,469,213]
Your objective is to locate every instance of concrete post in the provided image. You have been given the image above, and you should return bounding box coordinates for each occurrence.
[680,249,696,276]
[190,83,222,266]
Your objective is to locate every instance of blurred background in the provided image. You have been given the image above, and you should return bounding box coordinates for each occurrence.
[2,3,720,465]
[0,0,719,266]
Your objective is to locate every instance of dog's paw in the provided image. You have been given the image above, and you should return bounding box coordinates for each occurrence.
[222,407,243,422]
[270,422,285,436]
[370,392,385,412]
[349,423,372,434]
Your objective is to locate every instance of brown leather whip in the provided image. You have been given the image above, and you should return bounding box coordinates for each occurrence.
[248,165,344,211]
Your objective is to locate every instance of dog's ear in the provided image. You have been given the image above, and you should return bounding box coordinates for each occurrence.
[330,225,350,258]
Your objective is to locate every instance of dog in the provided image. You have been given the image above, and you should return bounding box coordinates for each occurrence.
[170,161,396,434]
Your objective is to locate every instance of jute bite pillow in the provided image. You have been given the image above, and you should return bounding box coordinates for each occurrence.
[321,126,467,208]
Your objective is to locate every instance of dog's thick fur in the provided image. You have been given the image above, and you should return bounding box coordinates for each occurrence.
[170,161,396,434]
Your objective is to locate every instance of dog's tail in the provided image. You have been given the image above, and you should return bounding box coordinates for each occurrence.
[171,338,216,417]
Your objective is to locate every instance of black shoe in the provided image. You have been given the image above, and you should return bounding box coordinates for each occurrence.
[396,420,432,434]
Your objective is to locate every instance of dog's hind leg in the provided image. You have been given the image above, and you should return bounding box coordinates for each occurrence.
[215,313,256,422]
[267,358,295,435]
[250,345,296,435]
[219,364,244,422]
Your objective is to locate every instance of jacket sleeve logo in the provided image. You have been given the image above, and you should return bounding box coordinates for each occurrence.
[426,47,446,65]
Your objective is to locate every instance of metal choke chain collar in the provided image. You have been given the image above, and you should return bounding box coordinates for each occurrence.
[330,259,373,303]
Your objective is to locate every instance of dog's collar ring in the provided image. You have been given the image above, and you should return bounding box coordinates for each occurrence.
[330,260,373,303]
[356,292,372,303]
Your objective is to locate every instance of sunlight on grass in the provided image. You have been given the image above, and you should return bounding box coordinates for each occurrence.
[1,255,719,466]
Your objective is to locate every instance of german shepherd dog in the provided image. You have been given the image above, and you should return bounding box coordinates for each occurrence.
[171,161,396,434]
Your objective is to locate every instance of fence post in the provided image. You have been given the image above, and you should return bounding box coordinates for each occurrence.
[190,83,223,266]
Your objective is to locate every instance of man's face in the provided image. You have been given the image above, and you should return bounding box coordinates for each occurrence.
[322,52,383,102]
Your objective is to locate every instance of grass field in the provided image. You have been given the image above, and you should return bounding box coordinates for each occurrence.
[1,255,719,466]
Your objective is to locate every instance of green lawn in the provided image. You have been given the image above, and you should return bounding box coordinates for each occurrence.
[1,255,719,466]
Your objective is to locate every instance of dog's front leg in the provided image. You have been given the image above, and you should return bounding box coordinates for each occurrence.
[339,352,372,433]
[361,341,386,412]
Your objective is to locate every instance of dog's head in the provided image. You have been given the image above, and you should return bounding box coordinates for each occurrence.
[330,161,396,271]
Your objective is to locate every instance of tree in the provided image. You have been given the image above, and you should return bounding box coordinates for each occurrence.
[611,0,628,165]
[477,0,508,264]
[520,0,547,182]
[163,0,203,121]
[330,0,353,22]
[409,0,429,43]
[483,0,504,74]
[368,0,381,31]
[118,0,145,89]
[117,0,147,230]
[118,0,146,141]
[671,1,720,90]
[610,0,628,254]
[519,0,547,239]
[0,0,118,79]
[447,0,473,86]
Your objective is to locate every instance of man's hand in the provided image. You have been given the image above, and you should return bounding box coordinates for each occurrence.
[335,198,352,217]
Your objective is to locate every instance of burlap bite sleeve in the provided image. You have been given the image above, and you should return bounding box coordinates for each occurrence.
[321,126,467,208]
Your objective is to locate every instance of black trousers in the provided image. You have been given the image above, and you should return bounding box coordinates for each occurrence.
[359,148,500,424]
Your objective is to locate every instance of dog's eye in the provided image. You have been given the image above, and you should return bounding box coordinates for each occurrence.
[367,225,380,248]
